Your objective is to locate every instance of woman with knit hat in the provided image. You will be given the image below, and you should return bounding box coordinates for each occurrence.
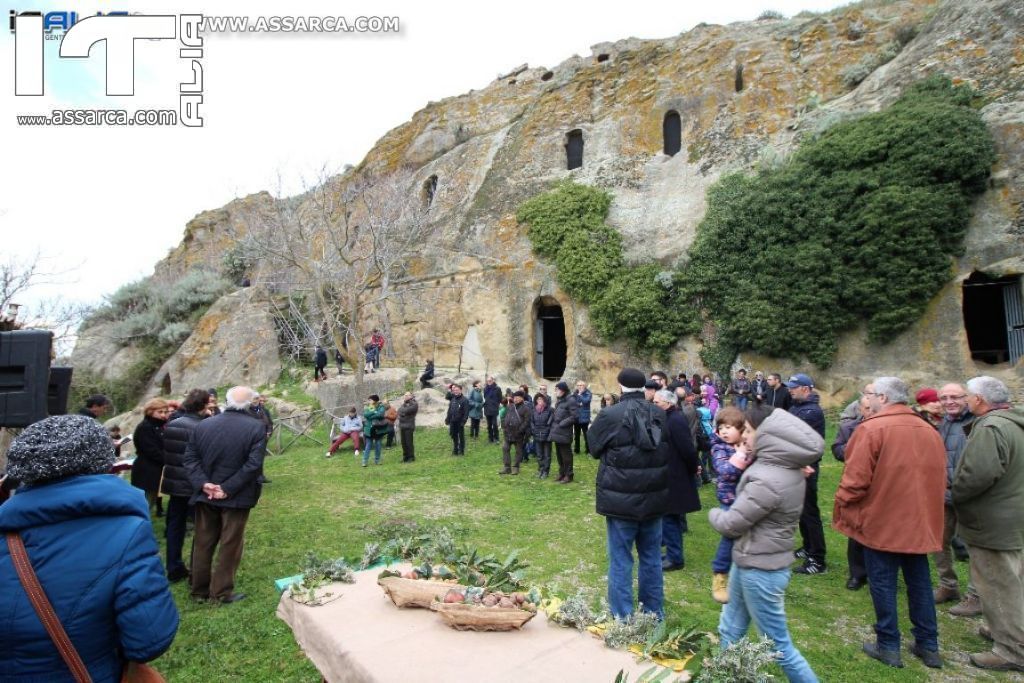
[0,414,179,681]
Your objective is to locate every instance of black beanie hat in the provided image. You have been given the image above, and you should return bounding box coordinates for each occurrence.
[617,368,646,389]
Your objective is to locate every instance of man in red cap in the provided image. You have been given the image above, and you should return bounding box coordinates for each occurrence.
[915,388,943,427]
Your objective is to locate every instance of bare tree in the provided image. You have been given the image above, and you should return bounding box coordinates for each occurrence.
[239,169,444,397]
[0,251,89,350]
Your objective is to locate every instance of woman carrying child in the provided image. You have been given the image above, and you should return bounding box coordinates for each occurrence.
[709,407,751,603]
[709,404,823,683]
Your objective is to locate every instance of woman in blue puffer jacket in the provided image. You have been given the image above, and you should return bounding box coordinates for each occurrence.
[0,414,179,682]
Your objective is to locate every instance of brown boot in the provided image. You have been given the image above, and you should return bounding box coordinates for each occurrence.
[933,585,960,604]
[511,466,519,475]
[950,593,983,617]
[497,468,511,475]
[969,651,1024,672]
[712,573,729,604]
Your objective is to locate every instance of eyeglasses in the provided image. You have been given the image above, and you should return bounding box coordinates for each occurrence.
[939,394,967,401]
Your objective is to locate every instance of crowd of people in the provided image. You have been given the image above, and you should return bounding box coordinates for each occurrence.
[1,357,1021,681]
[414,364,1023,678]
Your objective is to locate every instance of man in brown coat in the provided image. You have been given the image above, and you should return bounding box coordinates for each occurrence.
[834,376,947,670]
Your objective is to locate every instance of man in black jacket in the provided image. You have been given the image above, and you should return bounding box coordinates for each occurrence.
[397,392,419,462]
[549,382,579,483]
[183,385,267,603]
[765,373,792,410]
[162,388,210,582]
[588,368,671,620]
[77,394,111,420]
[498,391,531,475]
[483,376,502,444]
[786,373,828,575]
[832,391,873,591]
[314,346,328,381]
[445,383,470,456]
[248,393,274,440]
[653,389,701,572]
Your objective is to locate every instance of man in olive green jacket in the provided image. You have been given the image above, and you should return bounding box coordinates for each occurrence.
[952,376,1024,672]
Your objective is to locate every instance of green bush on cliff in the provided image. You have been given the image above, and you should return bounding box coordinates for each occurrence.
[679,76,995,369]
[518,77,994,371]
[90,270,232,349]
[74,270,233,408]
[517,180,612,259]
[517,181,695,357]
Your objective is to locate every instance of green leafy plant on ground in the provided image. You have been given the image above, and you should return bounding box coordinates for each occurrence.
[697,636,780,683]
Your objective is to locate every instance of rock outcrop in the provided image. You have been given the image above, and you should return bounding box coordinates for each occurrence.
[102,0,1024,405]
[145,289,282,398]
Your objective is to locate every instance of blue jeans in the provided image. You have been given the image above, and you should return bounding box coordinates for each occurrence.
[862,548,938,652]
[606,516,663,619]
[362,437,382,465]
[719,566,818,683]
[661,514,688,565]
[735,396,749,410]
[712,504,734,573]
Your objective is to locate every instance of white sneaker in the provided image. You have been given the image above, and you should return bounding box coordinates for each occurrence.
[354,450,360,456]
[325,452,332,458]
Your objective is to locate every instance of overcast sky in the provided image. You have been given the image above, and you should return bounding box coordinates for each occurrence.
[2,0,847,317]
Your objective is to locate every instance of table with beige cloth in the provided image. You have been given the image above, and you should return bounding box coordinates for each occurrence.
[276,566,659,683]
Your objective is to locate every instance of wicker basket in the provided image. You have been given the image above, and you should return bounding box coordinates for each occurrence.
[429,602,537,631]
[377,576,465,609]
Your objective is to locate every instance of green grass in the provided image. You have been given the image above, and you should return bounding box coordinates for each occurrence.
[152,422,1020,682]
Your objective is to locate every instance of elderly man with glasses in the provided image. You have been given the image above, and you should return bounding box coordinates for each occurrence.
[952,376,1024,672]
[932,383,981,616]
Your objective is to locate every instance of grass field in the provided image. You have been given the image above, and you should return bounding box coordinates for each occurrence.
[152,420,1022,682]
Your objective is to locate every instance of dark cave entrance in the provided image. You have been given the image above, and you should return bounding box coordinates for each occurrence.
[962,272,1024,365]
[533,298,567,380]
[565,129,584,170]
[663,110,681,156]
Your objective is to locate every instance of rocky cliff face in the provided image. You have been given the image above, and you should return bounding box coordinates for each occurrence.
[92,0,1023,404]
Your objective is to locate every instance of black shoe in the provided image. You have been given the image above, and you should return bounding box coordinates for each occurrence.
[168,567,190,583]
[662,561,685,572]
[794,548,808,560]
[863,642,904,668]
[909,642,942,669]
[794,560,826,575]
[218,593,247,604]
[846,576,867,591]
